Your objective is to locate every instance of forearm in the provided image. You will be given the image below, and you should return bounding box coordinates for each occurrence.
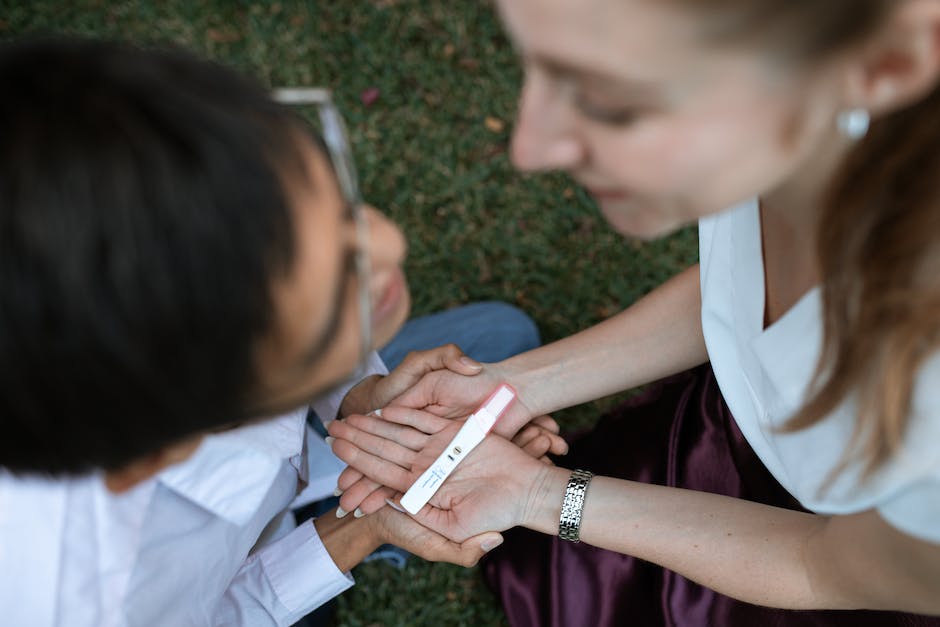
[499,264,707,417]
[525,467,841,610]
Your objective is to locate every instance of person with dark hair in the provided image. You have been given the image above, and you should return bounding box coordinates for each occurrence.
[0,38,562,626]
[329,0,940,625]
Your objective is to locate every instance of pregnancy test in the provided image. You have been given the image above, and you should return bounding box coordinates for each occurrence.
[400,384,516,515]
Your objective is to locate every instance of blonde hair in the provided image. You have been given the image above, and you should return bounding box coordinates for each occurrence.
[678,0,940,476]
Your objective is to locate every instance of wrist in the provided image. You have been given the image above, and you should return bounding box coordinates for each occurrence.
[313,509,382,573]
[493,355,546,418]
[339,374,383,418]
[521,465,570,535]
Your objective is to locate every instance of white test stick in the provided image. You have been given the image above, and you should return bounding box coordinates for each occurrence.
[399,384,516,515]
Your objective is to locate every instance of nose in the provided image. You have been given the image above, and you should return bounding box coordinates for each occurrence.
[511,72,586,172]
[361,205,406,270]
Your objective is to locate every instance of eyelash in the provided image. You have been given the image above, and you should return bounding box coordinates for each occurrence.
[574,96,641,127]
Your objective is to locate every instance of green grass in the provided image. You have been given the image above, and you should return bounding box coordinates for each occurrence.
[2,1,697,624]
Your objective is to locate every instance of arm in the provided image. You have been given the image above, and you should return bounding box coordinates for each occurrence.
[391,264,707,436]
[334,265,703,512]
[523,467,940,614]
[214,505,501,626]
[499,263,706,423]
[329,409,940,615]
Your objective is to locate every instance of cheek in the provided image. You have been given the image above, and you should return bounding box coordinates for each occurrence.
[591,98,810,211]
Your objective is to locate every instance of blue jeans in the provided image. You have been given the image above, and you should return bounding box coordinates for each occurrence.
[378,300,540,369]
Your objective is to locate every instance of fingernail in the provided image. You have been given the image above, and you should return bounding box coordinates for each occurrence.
[353,508,365,518]
[369,408,383,417]
[324,436,335,446]
[336,506,348,518]
[385,498,406,513]
[332,487,344,497]
[481,536,504,552]
[459,356,483,369]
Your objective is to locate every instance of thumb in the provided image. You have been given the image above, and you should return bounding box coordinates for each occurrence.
[446,354,484,376]
[458,531,504,567]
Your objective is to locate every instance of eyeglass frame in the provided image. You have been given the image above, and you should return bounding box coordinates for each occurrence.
[272,87,373,371]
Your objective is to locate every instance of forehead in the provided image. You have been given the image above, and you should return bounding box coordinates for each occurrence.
[495,0,709,82]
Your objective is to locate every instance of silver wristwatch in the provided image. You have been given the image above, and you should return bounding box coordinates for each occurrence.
[558,469,594,543]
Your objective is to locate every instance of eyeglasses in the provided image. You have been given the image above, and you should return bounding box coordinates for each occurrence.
[272,88,372,370]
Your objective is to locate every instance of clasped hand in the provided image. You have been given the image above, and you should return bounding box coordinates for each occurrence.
[329,346,567,543]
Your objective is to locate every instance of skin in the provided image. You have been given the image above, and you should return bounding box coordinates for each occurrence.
[104,137,508,565]
[330,0,940,613]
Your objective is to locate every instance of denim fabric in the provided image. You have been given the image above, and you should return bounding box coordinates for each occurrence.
[378,301,540,369]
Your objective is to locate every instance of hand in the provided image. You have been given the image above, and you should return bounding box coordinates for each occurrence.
[334,358,567,517]
[339,344,484,418]
[333,345,487,511]
[391,366,568,452]
[367,502,504,567]
[331,408,563,516]
[329,406,549,541]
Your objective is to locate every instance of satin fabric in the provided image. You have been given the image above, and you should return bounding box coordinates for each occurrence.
[482,366,940,627]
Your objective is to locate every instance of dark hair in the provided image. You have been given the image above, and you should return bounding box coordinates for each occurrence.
[0,38,306,475]
[675,0,940,478]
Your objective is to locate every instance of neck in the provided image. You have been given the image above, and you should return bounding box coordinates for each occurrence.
[761,129,855,243]
[757,130,856,325]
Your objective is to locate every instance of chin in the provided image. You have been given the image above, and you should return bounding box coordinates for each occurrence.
[371,290,412,350]
[601,205,686,240]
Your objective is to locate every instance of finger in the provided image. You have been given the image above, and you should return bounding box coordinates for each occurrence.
[402,344,482,377]
[460,532,505,566]
[387,369,445,412]
[336,466,363,492]
[545,431,569,456]
[521,433,552,460]
[331,438,415,492]
[366,405,453,435]
[531,414,561,434]
[538,455,555,465]
[400,344,482,376]
[424,531,504,568]
[338,476,384,516]
[344,413,429,451]
[510,425,541,449]
[359,485,396,515]
[328,419,418,468]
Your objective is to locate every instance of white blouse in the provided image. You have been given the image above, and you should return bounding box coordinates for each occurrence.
[699,199,940,543]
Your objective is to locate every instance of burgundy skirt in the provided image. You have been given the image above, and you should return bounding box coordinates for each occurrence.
[482,366,940,627]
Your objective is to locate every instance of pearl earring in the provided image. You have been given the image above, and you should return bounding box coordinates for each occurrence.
[837,108,870,140]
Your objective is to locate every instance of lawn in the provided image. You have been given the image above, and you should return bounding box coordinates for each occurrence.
[2,1,697,624]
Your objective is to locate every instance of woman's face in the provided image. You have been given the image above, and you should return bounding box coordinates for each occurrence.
[497,0,847,238]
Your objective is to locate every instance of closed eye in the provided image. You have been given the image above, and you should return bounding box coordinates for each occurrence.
[574,95,641,126]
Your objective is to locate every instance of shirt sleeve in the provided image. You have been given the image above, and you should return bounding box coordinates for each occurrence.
[309,351,388,424]
[878,474,940,544]
[213,519,354,626]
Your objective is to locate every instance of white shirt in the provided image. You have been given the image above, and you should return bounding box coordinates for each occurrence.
[0,352,388,627]
[699,200,940,543]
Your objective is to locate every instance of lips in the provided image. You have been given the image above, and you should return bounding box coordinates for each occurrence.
[586,187,632,202]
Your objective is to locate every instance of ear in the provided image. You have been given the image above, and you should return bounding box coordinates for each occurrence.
[103,435,204,494]
[847,0,940,116]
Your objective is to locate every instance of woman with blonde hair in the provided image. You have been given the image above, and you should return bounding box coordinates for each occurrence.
[330,0,940,624]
